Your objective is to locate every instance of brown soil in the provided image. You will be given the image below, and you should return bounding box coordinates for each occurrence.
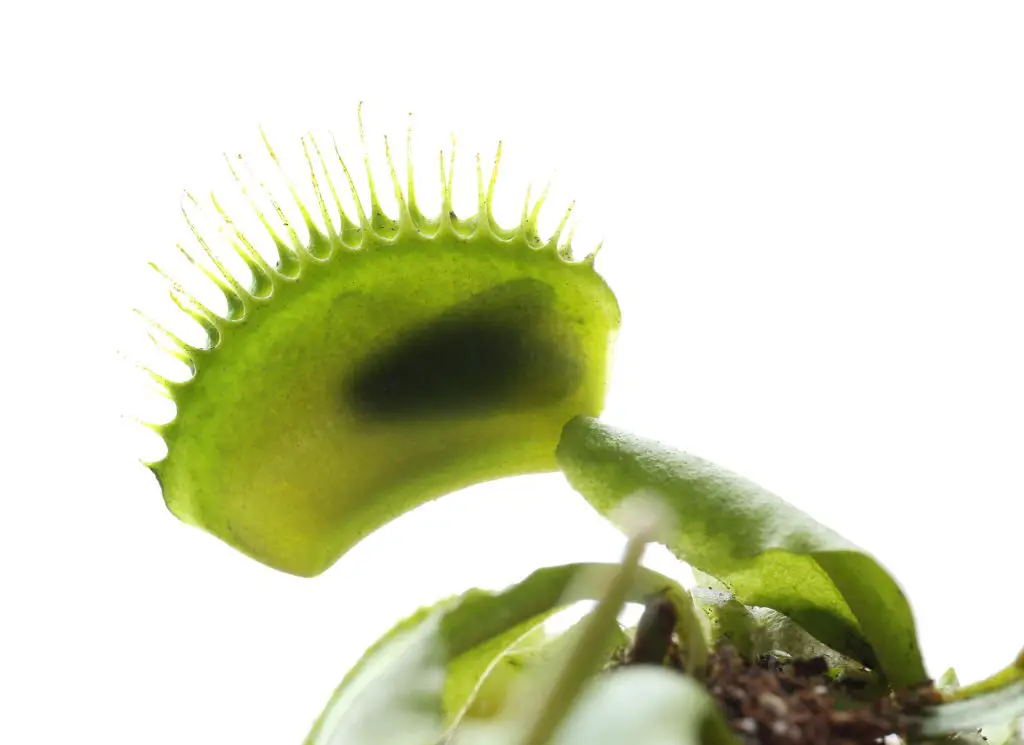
[610,596,943,745]
[696,646,925,745]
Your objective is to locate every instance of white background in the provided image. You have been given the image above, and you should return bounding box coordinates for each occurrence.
[2,2,1023,743]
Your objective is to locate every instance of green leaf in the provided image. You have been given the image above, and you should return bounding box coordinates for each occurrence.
[917,679,1024,739]
[304,610,449,745]
[556,416,928,688]
[448,624,551,722]
[917,650,1024,738]
[691,580,858,668]
[690,571,758,658]
[948,648,1024,700]
[304,562,685,745]
[548,667,736,745]
[453,512,731,745]
[936,666,961,693]
[453,667,736,745]
[452,620,628,723]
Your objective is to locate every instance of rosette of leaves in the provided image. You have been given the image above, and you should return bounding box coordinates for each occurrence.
[131,111,1023,744]
[300,494,1024,745]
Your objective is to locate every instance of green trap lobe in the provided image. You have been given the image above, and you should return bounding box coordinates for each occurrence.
[346,279,583,420]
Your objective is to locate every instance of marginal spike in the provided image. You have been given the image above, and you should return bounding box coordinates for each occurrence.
[147,261,204,309]
[149,330,198,373]
[119,349,180,399]
[475,152,486,209]
[308,133,360,241]
[384,134,411,231]
[301,137,336,240]
[517,183,533,237]
[224,153,300,277]
[262,128,330,260]
[168,290,223,348]
[357,103,386,231]
[174,221,233,297]
[330,132,371,234]
[558,221,579,261]
[549,199,576,249]
[209,194,276,298]
[132,307,202,357]
[141,455,166,472]
[439,148,450,221]
[181,194,250,316]
[485,141,503,227]
[474,152,487,236]
[122,415,175,471]
[446,134,456,210]
[126,411,173,471]
[140,363,176,392]
[299,137,335,235]
[525,180,553,248]
[123,411,171,435]
[262,128,316,228]
[405,112,421,222]
[149,260,223,345]
[175,241,245,322]
[244,144,307,258]
[528,179,553,231]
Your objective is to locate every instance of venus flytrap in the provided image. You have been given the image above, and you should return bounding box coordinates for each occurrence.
[133,111,1024,744]
[139,108,619,577]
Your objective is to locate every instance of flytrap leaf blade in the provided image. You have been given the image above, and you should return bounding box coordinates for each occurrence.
[141,117,620,576]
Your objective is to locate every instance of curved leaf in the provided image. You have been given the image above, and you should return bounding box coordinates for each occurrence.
[948,647,1024,700]
[917,679,1024,739]
[448,624,551,722]
[557,416,927,688]
[304,561,685,745]
[917,650,1024,738]
[451,517,725,745]
[549,667,735,745]
[453,667,735,745]
[452,620,628,723]
[304,611,448,745]
[692,580,858,667]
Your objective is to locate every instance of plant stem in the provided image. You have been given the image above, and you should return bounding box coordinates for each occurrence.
[514,507,658,745]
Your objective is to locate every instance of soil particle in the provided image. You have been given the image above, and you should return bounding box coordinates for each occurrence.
[613,637,938,744]
[610,594,943,744]
[691,646,935,745]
